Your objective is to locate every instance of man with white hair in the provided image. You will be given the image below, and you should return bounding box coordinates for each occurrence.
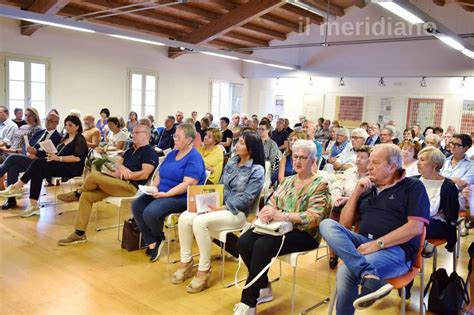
[320,144,429,314]
[239,113,249,129]
[82,114,100,149]
[365,123,381,146]
[330,128,369,171]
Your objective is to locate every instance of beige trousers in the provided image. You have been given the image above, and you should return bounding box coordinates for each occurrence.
[74,171,137,231]
[178,210,246,271]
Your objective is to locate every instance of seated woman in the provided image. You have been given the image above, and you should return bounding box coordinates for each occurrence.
[233,140,332,315]
[328,145,371,268]
[270,130,307,187]
[96,117,128,153]
[0,115,88,217]
[400,139,421,177]
[198,128,224,184]
[256,121,281,172]
[132,123,207,262]
[126,111,138,133]
[417,147,459,249]
[0,107,42,162]
[172,130,265,293]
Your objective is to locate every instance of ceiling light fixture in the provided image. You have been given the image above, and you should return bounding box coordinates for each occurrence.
[339,77,345,87]
[200,51,240,60]
[432,33,464,51]
[23,18,95,33]
[264,63,297,70]
[461,77,467,88]
[379,77,386,87]
[242,59,263,65]
[461,49,474,59]
[372,0,424,24]
[309,77,313,86]
[276,77,280,86]
[109,34,165,46]
[420,77,427,87]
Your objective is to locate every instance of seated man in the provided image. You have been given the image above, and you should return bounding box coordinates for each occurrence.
[82,114,101,149]
[320,144,429,314]
[58,124,158,245]
[0,105,18,148]
[157,115,176,151]
[0,112,61,209]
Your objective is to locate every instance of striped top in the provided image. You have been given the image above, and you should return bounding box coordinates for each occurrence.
[268,174,332,242]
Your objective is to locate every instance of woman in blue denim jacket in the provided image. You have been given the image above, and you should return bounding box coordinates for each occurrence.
[172,131,265,294]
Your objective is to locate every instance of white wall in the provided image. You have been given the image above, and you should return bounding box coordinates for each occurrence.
[0,17,246,123]
[247,76,474,131]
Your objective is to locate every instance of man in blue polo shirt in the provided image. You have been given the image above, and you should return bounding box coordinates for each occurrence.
[320,144,429,315]
[58,124,158,245]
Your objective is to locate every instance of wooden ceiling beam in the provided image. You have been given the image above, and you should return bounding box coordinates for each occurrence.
[221,32,268,47]
[169,0,285,58]
[74,0,197,32]
[279,3,323,24]
[21,0,70,35]
[259,14,300,33]
[241,24,287,40]
[303,0,345,17]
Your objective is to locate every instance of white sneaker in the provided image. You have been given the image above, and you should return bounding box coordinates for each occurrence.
[233,303,256,315]
[257,284,273,305]
[20,205,40,218]
[0,185,23,198]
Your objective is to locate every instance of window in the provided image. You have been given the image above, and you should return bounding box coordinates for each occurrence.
[210,81,242,120]
[128,70,158,118]
[5,56,49,118]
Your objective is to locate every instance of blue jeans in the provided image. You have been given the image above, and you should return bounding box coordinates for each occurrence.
[131,194,187,246]
[320,219,411,315]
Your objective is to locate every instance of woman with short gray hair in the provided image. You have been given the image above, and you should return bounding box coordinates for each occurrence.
[417,147,459,250]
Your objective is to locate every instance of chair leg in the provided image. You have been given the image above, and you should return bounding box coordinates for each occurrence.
[328,287,336,315]
[291,265,296,315]
[420,257,425,315]
[401,287,406,315]
[457,224,461,258]
[432,247,437,274]
[453,249,457,273]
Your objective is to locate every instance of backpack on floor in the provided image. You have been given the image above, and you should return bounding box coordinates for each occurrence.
[424,268,470,315]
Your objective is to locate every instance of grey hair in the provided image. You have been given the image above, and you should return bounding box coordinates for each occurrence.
[352,128,369,141]
[375,144,403,171]
[337,127,350,138]
[177,123,196,141]
[418,147,445,172]
[292,139,316,160]
[134,123,151,135]
[382,125,395,136]
[425,134,441,146]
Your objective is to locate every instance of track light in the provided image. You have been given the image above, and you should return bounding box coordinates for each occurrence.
[276,77,279,86]
[378,77,386,87]
[339,77,345,87]
[461,77,467,88]
[372,0,424,24]
[309,77,313,86]
[420,77,427,87]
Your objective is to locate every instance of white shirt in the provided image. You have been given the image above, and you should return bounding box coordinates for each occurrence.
[331,167,362,199]
[0,119,19,145]
[466,146,474,159]
[106,130,128,147]
[404,161,420,177]
[336,145,356,167]
[420,177,444,220]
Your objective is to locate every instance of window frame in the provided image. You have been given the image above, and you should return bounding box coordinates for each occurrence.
[127,69,159,119]
[209,79,243,120]
[3,54,51,119]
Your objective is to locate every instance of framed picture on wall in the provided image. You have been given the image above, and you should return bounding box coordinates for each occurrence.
[406,98,443,130]
[335,96,364,128]
[460,100,474,134]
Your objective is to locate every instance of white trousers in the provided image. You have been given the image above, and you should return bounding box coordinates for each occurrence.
[178,210,246,271]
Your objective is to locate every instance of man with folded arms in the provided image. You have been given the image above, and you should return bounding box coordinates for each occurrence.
[320,144,429,314]
[58,124,158,245]
[0,112,61,209]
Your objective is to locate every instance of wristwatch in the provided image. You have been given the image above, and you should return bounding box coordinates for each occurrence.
[376,239,385,249]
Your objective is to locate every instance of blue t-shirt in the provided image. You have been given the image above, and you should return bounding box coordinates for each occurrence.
[357,177,430,261]
[158,148,206,196]
[123,144,159,187]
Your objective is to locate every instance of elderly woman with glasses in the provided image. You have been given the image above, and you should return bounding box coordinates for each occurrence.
[132,123,207,262]
[233,139,332,315]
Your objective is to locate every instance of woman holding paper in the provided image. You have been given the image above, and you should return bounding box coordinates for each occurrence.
[132,123,207,263]
[233,140,331,315]
[0,115,88,217]
[172,130,265,293]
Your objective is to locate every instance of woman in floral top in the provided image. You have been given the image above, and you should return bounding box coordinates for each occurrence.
[233,139,332,315]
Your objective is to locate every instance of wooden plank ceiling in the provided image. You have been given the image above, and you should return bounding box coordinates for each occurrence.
[0,0,472,58]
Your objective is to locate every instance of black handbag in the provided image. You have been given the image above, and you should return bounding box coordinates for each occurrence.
[121,218,145,251]
[424,268,470,314]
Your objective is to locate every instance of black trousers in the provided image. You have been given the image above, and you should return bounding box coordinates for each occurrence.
[237,228,319,307]
[0,154,32,186]
[20,159,81,200]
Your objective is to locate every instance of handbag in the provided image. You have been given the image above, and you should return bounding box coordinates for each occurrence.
[121,218,145,251]
[252,218,293,236]
[424,268,470,314]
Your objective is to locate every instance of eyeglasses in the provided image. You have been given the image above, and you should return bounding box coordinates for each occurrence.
[451,142,464,148]
[351,136,364,140]
[292,155,309,161]
[256,128,267,131]
[173,134,187,140]
[132,131,147,135]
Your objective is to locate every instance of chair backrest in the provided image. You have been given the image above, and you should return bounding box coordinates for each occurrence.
[412,226,427,270]
[205,170,211,183]
[249,191,263,217]
[262,161,272,194]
